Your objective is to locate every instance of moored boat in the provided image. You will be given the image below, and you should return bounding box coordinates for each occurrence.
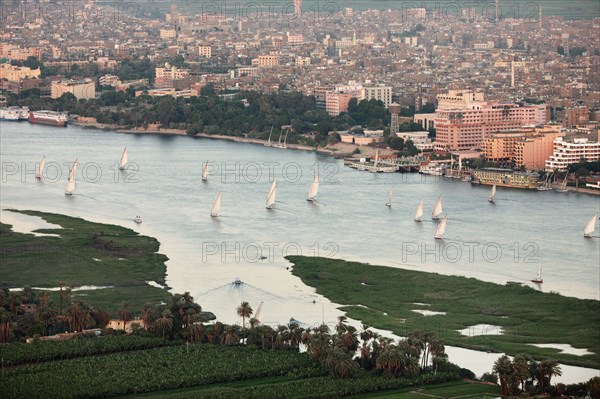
[0,108,20,121]
[29,110,68,126]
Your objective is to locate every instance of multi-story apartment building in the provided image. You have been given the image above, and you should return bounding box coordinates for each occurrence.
[326,92,355,116]
[285,32,304,46]
[545,137,600,171]
[159,29,177,39]
[198,45,212,58]
[155,63,190,80]
[51,79,96,100]
[364,85,392,108]
[253,55,279,67]
[482,125,563,169]
[434,90,546,151]
[0,64,41,81]
[99,74,122,87]
[558,106,590,128]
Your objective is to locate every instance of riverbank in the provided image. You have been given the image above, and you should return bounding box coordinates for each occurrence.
[70,119,392,158]
[288,256,600,370]
[0,209,171,315]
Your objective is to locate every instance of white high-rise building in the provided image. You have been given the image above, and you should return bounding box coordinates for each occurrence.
[545,137,600,171]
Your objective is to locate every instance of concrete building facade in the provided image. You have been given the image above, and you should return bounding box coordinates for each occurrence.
[51,79,96,100]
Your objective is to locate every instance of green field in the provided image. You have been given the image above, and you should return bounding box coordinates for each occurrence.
[351,381,500,398]
[0,210,171,314]
[0,343,462,399]
[288,256,600,370]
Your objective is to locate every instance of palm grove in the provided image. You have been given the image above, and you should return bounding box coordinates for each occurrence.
[3,285,600,397]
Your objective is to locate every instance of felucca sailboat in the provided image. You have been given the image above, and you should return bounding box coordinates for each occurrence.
[385,188,393,207]
[584,213,598,238]
[266,180,277,209]
[434,216,447,239]
[210,192,222,217]
[36,156,45,180]
[414,201,424,222]
[118,147,128,170]
[488,185,497,203]
[202,162,209,182]
[431,196,443,220]
[307,174,319,201]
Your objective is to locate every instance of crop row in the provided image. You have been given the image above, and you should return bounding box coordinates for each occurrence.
[0,335,179,366]
[124,372,461,399]
[1,345,322,399]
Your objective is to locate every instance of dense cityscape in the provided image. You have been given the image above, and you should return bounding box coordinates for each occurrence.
[1,1,599,398]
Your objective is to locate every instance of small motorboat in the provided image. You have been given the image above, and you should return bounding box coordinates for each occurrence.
[134,216,142,224]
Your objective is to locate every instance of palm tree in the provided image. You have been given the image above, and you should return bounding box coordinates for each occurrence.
[236,302,253,329]
[187,322,205,343]
[140,303,155,330]
[221,325,240,345]
[36,304,58,335]
[154,310,174,339]
[340,327,359,353]
[0,308,12,343]
[588,376,600,398]
[182,308,198,328]
[7,291,23,316]
[335,315,348,333]
[321,346,358,378]
[288,323,303,350]
[66,302,84,332]
[118,302,133,330]
[58,281,67,314]
[538,359,562,393]
[274,325,290,349]
[493,355,512,396]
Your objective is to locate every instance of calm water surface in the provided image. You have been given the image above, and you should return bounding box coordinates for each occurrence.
[1,122,598,382]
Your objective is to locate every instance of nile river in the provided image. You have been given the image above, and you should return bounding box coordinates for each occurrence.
[1,122,599,382]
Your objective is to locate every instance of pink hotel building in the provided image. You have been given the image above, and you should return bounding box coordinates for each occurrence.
[433,90,547,151]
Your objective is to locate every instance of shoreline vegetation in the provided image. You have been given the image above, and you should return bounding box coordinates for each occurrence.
[287,256,600,370]
[0,209,172,314]
[71,119,390,158]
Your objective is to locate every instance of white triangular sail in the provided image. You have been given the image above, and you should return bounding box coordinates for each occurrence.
[374,149,379,168]
[266,180,277,209]
[72,159,78,179]
[254,301,264,324]
[536,266,543,281]
[414,200,424,221]
[119,147,128,170]
[210,192,222,217]
[307,174,319,201]
[584,213,598,237]
[202,162,209,181]
[385,188,393,207]
[36,156,45,179]
[434,216,447,239]
[431,196,443,219]
[64,168,75,195]
[488,185,497,202]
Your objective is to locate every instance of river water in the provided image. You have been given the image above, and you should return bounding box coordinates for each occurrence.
[1,122,598,383]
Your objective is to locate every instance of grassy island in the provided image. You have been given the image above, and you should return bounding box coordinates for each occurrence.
[1,209,171,313]
[288,256,600,370]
